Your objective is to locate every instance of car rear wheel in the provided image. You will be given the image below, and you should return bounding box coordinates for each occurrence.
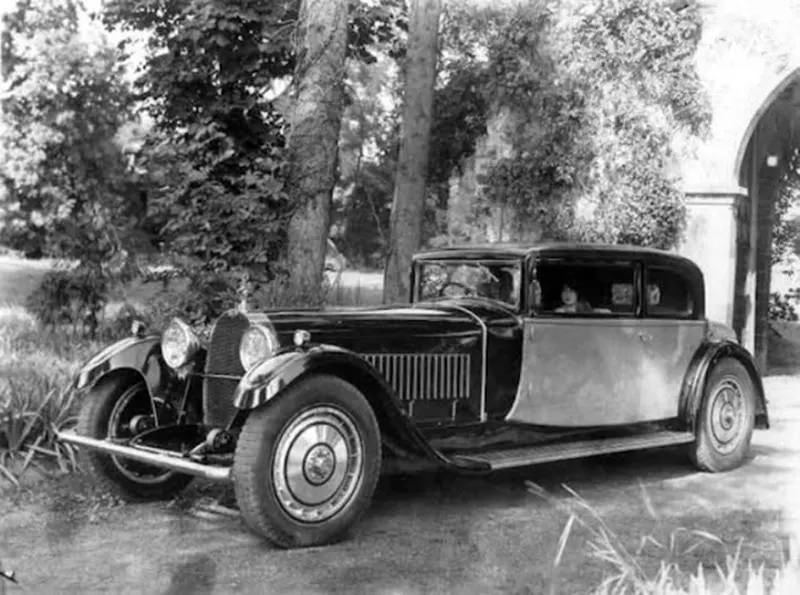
[233,374,381,548]
[76,376,193,499]
[690,358,756,472]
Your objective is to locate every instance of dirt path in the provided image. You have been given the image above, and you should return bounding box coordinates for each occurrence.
[2,376,800,594]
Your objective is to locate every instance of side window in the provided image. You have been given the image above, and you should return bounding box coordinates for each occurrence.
[533,260,637,317]
[645,267,695,318]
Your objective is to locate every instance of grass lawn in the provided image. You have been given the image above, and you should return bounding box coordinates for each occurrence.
[0,255,54,306]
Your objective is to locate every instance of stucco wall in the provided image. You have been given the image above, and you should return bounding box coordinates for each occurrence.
[681,0,800,192]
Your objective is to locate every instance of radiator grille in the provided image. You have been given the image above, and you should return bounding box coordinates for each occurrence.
[362,353,470,401]
[203,311,249,427]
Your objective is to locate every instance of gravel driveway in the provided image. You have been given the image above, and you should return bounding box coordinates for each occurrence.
[2,376,800,594]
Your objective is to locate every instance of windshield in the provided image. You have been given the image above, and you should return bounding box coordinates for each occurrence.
[414,260,522,308]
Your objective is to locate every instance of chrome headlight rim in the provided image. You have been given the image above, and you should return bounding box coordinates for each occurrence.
[239,323,278,372]
[161,318,200,370]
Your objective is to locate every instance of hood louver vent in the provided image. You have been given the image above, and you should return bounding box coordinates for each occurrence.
[362,353,470,401]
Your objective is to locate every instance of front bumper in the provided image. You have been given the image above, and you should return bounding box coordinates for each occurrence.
[56,430,232,482]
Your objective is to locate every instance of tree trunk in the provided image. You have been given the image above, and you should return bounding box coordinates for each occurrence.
[383,0,441,304]
[284,0,348,294]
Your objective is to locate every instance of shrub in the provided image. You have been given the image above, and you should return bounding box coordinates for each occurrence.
[769,291,800,322]
[95,302,149,342]
[25,267,109,337]
[143,272,239,329]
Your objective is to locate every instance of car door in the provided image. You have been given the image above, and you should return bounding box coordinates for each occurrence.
[637,265,706,417]
[506,257,663,427]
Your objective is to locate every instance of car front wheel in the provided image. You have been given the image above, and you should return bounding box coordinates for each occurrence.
[690,358,756,472]
[233,374,381,548]
[76,376,193,499]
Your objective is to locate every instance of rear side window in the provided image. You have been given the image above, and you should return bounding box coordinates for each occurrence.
[645,267,696,318]
[533,260,637,316]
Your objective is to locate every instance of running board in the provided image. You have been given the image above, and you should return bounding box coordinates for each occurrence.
[449,431,695,471]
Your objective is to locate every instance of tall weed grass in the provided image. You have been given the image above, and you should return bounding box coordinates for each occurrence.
[0,305,94,484]
[528,481,798,594]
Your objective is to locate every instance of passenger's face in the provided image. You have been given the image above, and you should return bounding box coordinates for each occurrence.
[647,284,661,305]
[561,285,577,305]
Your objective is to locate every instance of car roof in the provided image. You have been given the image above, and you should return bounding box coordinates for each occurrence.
[415,242,694,266]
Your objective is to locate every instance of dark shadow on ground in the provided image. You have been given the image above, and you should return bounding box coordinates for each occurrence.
[162,554,217,595]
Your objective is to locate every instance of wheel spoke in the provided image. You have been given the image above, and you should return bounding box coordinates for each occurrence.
[108,384,175,484]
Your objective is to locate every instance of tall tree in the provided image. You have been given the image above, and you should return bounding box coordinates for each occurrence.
[284,0,348,292]
[383,0,441,303]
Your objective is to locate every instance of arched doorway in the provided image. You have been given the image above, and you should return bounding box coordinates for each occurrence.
[679,66,800,372]
[734,69,800,371]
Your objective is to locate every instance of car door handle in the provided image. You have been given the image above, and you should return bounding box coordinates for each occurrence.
[638,332,653,344]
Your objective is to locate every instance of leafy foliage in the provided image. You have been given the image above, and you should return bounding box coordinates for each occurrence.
[0,0,135,264]
[429,5,492,189]
[334,56,399,268]
[103,0,296,277]
[148,272,239,327]
[769,291,800,322]
[25,269,109,337]
[105,1,407,278]
[447,0,710,249]
[771,150,800,265]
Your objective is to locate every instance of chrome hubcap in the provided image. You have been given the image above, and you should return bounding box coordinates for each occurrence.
[273,405,363,523]
[708,378,745,454]
[304,444,336,485]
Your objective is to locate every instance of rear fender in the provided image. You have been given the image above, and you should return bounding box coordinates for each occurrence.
[679,340,769,431]
[232,346,452,465]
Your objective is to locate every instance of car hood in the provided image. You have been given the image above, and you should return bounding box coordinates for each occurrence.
[244,299,518,350]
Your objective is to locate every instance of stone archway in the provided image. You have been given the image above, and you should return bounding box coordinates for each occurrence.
[680,66,800,371]
[735,70,800,370]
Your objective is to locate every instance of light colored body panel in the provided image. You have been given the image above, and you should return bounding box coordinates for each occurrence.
[506,318,706,426]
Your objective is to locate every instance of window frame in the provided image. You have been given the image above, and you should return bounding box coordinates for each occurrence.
[643,265,700,320]
[412,258,526,312]
[529,257,641,319]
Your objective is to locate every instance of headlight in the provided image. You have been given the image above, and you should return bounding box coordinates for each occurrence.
[161,318,200,369]
[239,324,278,371]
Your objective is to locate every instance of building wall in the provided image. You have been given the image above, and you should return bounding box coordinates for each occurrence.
[678,0,800,362]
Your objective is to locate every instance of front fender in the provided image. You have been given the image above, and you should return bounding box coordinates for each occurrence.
[680,340,769,431]
[233,346,385,410]
[75,336,191,400]
[232,346,470,469]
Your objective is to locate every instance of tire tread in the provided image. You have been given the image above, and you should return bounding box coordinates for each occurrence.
[75,378,193,500]
[690,357,756,473]
[233,374,381,548]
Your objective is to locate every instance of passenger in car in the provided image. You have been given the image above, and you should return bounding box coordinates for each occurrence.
[478,267,516,305]
[647,283,662,306]
[496,269,515,304]
[555,283,592,313]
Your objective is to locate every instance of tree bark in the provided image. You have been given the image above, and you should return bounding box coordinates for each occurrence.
[284,0,348,294]
[383,0,441,303]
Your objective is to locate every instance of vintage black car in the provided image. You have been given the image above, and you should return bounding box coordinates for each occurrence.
[58,244,769,548]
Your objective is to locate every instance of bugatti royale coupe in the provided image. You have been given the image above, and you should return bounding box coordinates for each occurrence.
[58,243,768,548]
